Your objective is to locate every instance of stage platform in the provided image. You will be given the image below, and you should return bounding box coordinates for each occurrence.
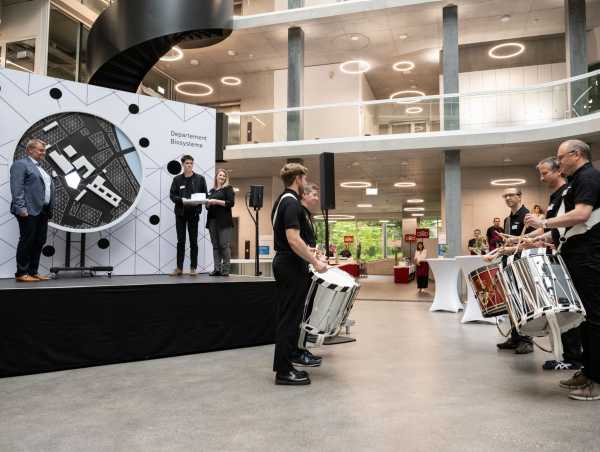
[0,274,277,378]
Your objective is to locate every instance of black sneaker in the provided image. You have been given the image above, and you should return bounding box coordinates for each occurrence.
[304,350,322,361]
[515,341,534,354]
[543,360,582,371]
[497,338,518,350]
[209,270,221,276]
[291,351,321,367]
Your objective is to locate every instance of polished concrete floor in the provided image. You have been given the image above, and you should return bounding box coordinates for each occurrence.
[357,275,434,302]
[1,301,598,452]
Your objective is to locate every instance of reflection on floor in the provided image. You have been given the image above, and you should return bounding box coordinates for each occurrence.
[1,301,597,452]
[357,275,435,302]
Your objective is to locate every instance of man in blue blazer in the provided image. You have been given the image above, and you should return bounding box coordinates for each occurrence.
[10,139,55,282]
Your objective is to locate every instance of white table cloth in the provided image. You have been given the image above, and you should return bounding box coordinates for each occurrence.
[427,258,463,313]
[456,255,495,324]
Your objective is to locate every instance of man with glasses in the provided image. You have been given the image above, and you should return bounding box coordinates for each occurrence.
[496,187,535,354]
[526,140,600,401]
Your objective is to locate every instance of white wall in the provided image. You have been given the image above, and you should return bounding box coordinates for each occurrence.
[588,26,600,66]
[274,63,365,141]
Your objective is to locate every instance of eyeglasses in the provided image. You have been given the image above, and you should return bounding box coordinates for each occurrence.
[557,150,577,162]
[503,193,520,198]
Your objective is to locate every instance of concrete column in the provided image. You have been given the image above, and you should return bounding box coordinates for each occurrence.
[442,4,459,131]
[287,26,304,141]
[443,150,461,258]
[288,0,304,8]
[565,0,588,115]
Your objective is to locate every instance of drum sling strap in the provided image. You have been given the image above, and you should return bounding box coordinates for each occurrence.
[272,193,298,229]
[557,207,600,251]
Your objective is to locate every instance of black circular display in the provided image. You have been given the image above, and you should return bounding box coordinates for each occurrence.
[98,238,110,249]
[50,88,62,99]
[167,160,182,175]
[149,215,160,225]
[139,137,150,148]
[129,104,140,114]
[14,112,143,232]
[42,245,56,257]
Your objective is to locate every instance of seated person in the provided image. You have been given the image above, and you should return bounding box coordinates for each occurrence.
[340,245,352,259]
[468,229,487,255]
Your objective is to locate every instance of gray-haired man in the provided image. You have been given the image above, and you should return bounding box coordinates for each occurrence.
[10,139,55,282]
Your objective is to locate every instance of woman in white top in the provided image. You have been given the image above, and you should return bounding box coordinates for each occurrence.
[532,204,545,221]
[414,241,429,293]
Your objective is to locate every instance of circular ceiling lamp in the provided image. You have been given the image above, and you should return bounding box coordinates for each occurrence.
[340,59,371,74]
[357,203,373,208]
[340,181,372,188]
[175,81,214,97]
[406,106,423,114]
[407,198,424,203]
[389,90,426,103]
[379,220,390,223]
[394,182,416,188]
[411,213,424,217]
[403,207,425,212]
[314,214,356,220]
[160,46,183,62]
[393,61,415,72]
[491,178,526,186]
[488,42,525,59]
[221,76,242,86]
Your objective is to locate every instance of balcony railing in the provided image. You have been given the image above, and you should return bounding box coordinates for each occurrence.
[225,69,600,146]
[235,0,368,17]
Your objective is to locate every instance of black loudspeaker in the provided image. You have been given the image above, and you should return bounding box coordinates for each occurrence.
[249,185,264,208]
[244,240,251,259]
[215,112,228,162]
[320,152,335,210]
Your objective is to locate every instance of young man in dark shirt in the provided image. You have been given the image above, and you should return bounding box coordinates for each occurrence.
[486,218,504,251]
[497,187,535,354]
[271,164,327,385]
[169,155,207,276]
[526,140,600,401]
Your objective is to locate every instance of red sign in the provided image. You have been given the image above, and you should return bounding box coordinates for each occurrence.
[416,228,430,239]
[404,234,417,242]
[343,235,354,244]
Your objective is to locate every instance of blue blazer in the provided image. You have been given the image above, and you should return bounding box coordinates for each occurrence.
[10,157,55,217]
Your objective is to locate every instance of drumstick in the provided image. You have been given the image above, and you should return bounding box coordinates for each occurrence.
[512,220,532,255]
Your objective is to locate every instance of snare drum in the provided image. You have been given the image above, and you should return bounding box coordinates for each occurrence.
[500,254,585,337]
[299,267,360,347]
[468,264,508,317]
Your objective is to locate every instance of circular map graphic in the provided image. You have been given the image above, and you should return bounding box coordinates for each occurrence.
[14,112,143,232]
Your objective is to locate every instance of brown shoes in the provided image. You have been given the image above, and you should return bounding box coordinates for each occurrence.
[32,274,50,281]
[169,268,183,276]
[15,275,38,282]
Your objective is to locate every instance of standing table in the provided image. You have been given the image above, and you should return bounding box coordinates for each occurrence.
[456,255,495,324]
[427,258,463,312]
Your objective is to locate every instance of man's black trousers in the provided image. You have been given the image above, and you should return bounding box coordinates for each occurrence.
[272,253,311,373]
[15,212,48,277]
[175,212,199,270]
[562,244,600,384]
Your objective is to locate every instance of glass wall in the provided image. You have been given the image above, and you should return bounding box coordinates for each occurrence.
[4,39,36,73]
[48,7,80,81]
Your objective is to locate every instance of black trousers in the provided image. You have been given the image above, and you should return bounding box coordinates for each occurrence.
[562,245,600,383]
[561,326,583,365]
[272,253,311,373]
[175,212,199,270]
[15,212,48,277]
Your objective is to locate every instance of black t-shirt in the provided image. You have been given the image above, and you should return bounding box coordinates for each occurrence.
[300,205,316,248]
[545,184,568,247]
[504,205,534,237]
[271,189,303,256]
[562,162,600,251]
[468,238,481,255]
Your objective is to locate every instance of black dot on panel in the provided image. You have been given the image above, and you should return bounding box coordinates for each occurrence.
[129,104,140,114]
[49,88,62,99]
[98,238,110,249]
[42,245,56,257]
[167,160,181,175]
[149,215,160,225]
[139,137,150,148]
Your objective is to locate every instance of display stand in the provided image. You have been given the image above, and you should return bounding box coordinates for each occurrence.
[50,232,113,277]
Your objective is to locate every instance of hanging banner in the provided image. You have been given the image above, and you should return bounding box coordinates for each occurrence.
[416,228,430,239]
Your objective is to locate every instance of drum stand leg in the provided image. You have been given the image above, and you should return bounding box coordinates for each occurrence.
[546,312,564,362]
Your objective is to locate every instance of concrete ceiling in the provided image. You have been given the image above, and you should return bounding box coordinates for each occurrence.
[155,0,600,103]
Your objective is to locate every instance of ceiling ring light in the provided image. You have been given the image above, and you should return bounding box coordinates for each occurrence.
[488,42,525,59]
[340,60,371,74]
[407,198,424,203]
[491,178,526,186]
[357,203,373,208]
[404,207,425,212]
[221,76,242,86]
[314,214,356,220]
[160,46,183,62]
[406,106,423,114]
[393,61,415,72]
[175,81,214,97]
[340,181,372,188]
[390,90,426,103]
[412,213,424,217]
[394,182,416,188]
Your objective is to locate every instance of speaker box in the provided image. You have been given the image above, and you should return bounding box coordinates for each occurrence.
[215,112,228,162]
[320,152,335,210]
[244,240,251,259]
[249,185,264,208]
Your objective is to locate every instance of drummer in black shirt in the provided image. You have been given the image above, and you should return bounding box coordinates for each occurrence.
[519,157,582,370]
[496,187,536,354]
[271,164,327,385]
[526,140,600,401]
